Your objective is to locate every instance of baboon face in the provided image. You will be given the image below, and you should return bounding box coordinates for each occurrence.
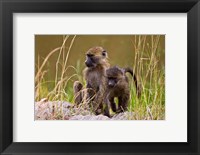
[85,46,107,68]
[107,77,117,88]
[106,66,124,88]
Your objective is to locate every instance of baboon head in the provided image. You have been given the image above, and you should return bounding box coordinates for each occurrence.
[85,46,108,68]
[106,66,124,88]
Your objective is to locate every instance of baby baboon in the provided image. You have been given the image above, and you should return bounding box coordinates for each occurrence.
[104,66,141,117]
[73,46,110,113]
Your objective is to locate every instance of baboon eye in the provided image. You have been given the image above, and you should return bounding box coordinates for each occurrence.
[87,54,94,57]
[102,51,106,56]
[109,77,116,81]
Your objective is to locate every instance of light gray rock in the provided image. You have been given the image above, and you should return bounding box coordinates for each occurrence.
[35,100,135,120]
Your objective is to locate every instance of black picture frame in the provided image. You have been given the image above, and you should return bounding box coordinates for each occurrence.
[0,0,200,154]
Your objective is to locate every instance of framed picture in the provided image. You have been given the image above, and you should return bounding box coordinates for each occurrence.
[0,0,199,154]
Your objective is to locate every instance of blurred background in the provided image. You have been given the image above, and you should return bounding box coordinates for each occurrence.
[35,35,164,76]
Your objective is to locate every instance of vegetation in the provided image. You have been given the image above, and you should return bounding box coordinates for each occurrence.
[35,35,165,120]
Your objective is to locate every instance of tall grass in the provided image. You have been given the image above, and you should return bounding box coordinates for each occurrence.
[35,35,165,120]
[35,35,82,102]
[129,35,165,120]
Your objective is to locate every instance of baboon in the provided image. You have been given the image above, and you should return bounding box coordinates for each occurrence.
[104,66,141,117]
[73,46,110,113]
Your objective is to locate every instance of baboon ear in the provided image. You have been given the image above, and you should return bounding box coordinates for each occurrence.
[102,50,107,57]
[122,69,126,76]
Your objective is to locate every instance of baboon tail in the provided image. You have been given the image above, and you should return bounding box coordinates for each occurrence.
[124,67,141,97]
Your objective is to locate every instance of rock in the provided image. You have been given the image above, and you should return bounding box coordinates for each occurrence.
[69,114,110,120]
[35,101,135,120]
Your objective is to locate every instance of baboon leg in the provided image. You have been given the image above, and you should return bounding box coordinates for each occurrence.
[103,96,112,117]
[82,88,95,105]
[86,88,101,113]
[95,103,103,115]
[118,96,129,113]
[104,104,110,117]
[73,81,83,94]
[110,98,117,112]
[86,88,95,100]
[92,85,104,114]
[73,81,83,105]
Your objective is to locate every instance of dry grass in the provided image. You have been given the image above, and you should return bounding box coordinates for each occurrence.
[35,35,81,102]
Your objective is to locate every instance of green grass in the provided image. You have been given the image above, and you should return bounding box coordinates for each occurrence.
[35,35,165,120]
[128,35,165,120]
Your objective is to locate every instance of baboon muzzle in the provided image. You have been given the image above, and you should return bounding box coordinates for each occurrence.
[108,80,115,87]
[85,59,93,67]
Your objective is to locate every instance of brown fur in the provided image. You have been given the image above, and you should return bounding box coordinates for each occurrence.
[73,46,110,114]
[104,66,141,117]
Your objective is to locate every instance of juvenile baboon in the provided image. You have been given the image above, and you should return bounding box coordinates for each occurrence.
[104,66,141,117]
[73,46,110,113]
